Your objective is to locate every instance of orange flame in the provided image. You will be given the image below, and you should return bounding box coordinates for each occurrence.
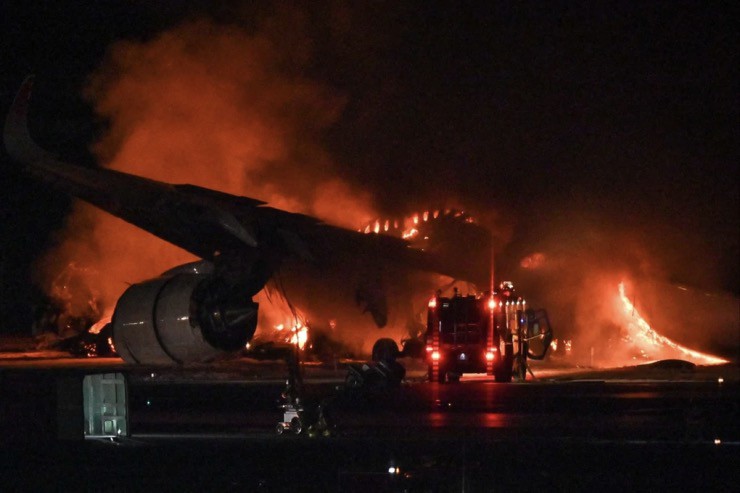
[275,321,309,350]
[402,228,419,240]
[38,17,378,333]
[361,209,478,241]
[88,310,112,334]
[617,282,728,365]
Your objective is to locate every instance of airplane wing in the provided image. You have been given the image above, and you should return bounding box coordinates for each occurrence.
[5,77,270,260]
[4,77,488,365]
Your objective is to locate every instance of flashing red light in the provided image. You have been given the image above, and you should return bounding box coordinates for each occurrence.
[431,351,441,361]
[425,345,433,353]
[428,298,437,308]
[485,351,495,361]
[487,297,496,310]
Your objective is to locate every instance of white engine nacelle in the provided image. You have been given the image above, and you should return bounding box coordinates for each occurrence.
[112,272,257,365]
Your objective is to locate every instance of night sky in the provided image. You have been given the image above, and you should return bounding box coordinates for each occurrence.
[0,1,737,334]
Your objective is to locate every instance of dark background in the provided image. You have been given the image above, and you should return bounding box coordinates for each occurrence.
[1,1,737,334]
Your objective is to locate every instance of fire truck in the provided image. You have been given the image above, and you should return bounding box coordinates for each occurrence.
[424,282,552,383]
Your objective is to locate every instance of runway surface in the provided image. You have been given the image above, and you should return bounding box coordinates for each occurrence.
[0,353,738,491]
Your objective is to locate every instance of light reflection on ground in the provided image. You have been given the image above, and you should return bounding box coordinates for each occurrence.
[0,339,736,383]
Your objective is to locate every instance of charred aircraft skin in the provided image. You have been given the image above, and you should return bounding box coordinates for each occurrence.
[4,77,491,365]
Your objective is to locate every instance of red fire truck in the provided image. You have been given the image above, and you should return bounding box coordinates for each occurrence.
[424,282,552,383]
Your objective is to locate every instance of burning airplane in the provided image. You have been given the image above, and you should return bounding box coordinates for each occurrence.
[4,77,493,365]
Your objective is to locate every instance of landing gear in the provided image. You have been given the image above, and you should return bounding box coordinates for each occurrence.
[274,343,337,437]
[346,359,406,389]
[371,338,399,363]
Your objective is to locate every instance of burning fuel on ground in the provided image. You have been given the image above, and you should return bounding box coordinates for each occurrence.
[616,282,728,365]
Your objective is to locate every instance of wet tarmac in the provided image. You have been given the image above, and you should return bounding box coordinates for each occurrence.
[1,358,738,491]
[126,377,739,443]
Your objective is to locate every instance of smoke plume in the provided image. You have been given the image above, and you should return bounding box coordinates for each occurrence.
[38,16,376,331]
[33,9,736,366]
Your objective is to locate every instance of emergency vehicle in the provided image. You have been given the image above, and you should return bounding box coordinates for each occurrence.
[425,282,552,383]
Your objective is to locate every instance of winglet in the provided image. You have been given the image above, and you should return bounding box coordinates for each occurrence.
[4,75,52,163]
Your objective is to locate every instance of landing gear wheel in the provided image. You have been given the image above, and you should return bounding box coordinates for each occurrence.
[276,423,286,435]
[291,417,303,435]
[372,338,399,362]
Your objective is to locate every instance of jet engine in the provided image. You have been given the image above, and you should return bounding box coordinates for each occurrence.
[112,268,258,365]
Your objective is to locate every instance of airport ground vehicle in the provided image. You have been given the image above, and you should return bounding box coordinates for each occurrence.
[424,283,552,383]
[276,402,304,435]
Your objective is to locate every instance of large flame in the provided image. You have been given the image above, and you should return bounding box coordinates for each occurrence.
[37,17,377,335]
[361,209,475,240]
[617,282,728,365]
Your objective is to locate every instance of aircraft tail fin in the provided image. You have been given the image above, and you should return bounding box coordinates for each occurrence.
[4,75,53,163]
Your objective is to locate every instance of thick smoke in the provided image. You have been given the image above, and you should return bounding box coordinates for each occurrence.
[510,209,738,365]
[33,9,736,366]
[38,17,376,333]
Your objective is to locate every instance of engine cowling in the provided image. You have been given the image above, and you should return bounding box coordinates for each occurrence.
[112,272,258,365]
